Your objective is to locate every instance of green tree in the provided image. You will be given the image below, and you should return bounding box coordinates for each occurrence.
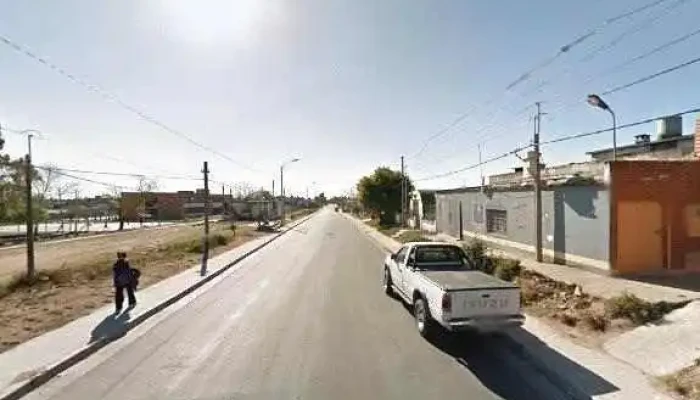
[0,132,47,223]
[356,167,413,226]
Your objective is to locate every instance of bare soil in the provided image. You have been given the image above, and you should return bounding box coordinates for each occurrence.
[0,223,211,283]
[662,362,700,400]
[0,223,266,354]
[519,270,634,349]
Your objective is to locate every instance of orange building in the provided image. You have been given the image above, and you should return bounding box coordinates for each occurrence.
[610,161,700,274]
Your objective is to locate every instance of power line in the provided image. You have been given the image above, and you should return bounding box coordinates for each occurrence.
[601,54,700,96]
[542,106,700,146]
[581,0,692,63]
[0,33,260,174]
[48,169,131,190]
[506,0,674,90]
[414,146,528,182]
[38,166,200,181]
[530,25,700,117]
[415,106,700,182]
[409,0,676,162]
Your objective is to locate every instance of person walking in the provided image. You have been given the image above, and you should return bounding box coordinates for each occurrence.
[113,251,136,313]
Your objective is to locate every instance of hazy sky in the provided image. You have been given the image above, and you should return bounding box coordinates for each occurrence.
[1,0,700,197]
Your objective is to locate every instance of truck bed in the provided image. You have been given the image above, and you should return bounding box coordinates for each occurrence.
[421,270,518,291]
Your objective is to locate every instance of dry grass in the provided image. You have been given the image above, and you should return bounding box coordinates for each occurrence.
[0,223,265,354]
[396,230,432,243]
[661,362,700,399]
[0,223,218,283]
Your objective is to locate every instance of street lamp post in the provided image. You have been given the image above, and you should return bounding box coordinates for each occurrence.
[280,158,300,225]
[587,94,617,160]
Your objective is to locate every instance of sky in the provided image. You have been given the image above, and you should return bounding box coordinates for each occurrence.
[1,0,700,198]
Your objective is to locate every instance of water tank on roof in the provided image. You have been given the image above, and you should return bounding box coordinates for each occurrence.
[656,115,683,139]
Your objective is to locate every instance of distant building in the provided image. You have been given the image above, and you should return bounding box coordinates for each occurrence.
[120,189,281,221]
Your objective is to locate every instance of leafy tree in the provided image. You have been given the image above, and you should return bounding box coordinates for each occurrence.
[356,167,413,226]
[0,133,46,223]
[313,192,327,205]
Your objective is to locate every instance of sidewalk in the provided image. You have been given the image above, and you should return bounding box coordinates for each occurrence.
[431,232,700,303]
[0,216,313,400]
[344,215,674,399]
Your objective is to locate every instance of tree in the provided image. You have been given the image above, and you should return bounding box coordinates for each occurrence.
[135,176,159,222]
[356,167,413,226]
[314,192,327,205]
[0,134,46,223]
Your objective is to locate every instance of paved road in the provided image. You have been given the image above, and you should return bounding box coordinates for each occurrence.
[26,210,570,400]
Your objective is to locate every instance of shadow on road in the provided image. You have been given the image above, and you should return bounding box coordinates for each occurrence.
[89,310,131,343]
[426,329,618,400]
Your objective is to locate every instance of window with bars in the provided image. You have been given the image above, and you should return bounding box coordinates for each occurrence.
[486,209,507,234]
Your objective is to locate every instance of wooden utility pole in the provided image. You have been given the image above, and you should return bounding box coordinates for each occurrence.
[533,102,544,263]
[25,147,36,280]
[458,201,464,241]
[200,161,210,276]
[400,156,405,227]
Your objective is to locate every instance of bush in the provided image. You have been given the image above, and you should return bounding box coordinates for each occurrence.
[463,239,493,274]
[604,293,687,325]
[397,230,431,243]
[582,311,608,332]
[187,233,230,253]
[493,257,522,282]
[213,233,229,246]
[560,312,578,327]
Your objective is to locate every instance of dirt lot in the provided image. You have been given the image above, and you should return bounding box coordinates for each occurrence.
[0,223,212,283]
[0,222,267,353]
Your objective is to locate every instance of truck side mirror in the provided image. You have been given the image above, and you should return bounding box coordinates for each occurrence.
[406,258,415,268]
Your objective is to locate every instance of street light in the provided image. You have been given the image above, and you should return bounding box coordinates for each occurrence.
[587,94,617,160]
[280,158,300,224]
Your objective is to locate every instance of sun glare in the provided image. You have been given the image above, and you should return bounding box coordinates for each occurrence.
[152,0,282,48]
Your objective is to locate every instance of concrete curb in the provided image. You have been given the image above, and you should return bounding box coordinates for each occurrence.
[1,213,317,400]
[340,213,590,400]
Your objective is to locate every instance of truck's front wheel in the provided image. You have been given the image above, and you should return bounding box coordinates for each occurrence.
[383,268,394,297]
[414,297,434,338]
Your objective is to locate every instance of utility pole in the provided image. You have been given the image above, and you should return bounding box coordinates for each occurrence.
[280,166,285,225]
[25,133,35,280]
[478,143,485,188]
[221,184,225,216]
[533,102,544,263]
[272,180,275,197]
[400,156,405,227]
[200,161,210,276]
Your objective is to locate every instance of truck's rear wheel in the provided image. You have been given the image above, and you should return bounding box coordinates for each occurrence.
[383,268,394,297]
[414,297,434,338]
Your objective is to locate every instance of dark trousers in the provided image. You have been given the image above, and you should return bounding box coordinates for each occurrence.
[115,285,136,309]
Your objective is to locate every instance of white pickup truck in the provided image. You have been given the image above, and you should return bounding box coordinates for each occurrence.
[383,242,524,338]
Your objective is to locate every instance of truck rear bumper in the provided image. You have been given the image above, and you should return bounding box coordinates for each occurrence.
[442,314,525,332]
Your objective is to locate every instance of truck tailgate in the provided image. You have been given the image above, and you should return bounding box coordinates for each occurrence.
[450,288,521,319]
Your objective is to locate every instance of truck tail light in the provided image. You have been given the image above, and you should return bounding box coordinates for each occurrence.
[441,293,452,312]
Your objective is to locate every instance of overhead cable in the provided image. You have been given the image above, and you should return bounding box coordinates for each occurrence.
[415,106,700,182]
[0,34,259,173]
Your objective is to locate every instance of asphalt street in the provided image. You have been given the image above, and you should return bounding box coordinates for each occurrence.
[25,210,572,400]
